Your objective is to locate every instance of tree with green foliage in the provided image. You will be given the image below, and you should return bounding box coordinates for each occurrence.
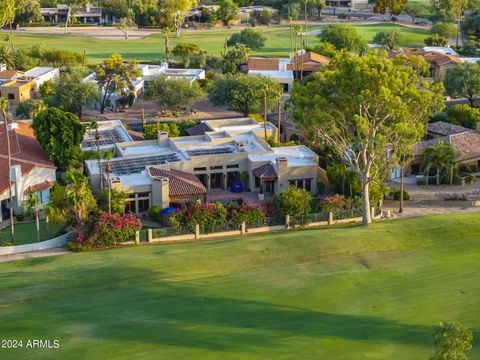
[116,11,136,40]
[318,24,367,52]
[172,43,200,67]
[291,53,444,224]
[369,0,408,20]
[431,321,473,360]
[39,80,55,98]
[97,188,128,216]
[47,168,96,226]
[424,34,449,46]
[404,2,422,23]
[446,104,480,129]
[421,141,457,185]
[217,0,239,26]
[444,63,480,107]
[22,193,40,242]
[226,28,266,50]
[0,0,22,50]
[432,0,468,22]
[49,68,99,117]
[94,53,141,114]
[0,44,16,69]
[431,22,457,38]
[157,0,198,37]
[145,75,204,112]
[373,28,401,49]
[143,122,180,139]
[32,107,85,169]
[272,186,312,216]
[15,0,41,24]
[310,42,337,58]
[208,73,282,116]
[222,44,249,74]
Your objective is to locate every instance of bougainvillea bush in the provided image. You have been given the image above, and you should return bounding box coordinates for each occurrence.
[317,195,358,213]
[169,202,228,233]
[228,204,266,228]
[72,213,142,251]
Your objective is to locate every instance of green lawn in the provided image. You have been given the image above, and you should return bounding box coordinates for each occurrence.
[12,24,428,63]
[0,213,480,359]
[0,220,65,245]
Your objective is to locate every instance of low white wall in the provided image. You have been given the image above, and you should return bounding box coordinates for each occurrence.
[0,232,73,256]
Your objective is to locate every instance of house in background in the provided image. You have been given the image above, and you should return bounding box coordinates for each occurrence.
[0,122,56,221]
[84,118,327,214]
[41,3,106,24]
[23,67,60,96]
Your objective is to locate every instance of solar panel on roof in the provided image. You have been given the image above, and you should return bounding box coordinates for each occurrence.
[81,128,126,149]
[101,154,181,175]
[186,147,235,157]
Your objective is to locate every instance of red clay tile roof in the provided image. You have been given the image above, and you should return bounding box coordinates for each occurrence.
[0,70,21,79]
[287,52,330,71]
[252,162,278,180]
[415,130,480,161]
[387,50,463,67]
[0,122,56,196]
[149,167,207,196]
[26,180,55,194]
[247,57,280,71]
[427,121,470,136]
[186,122,211,136]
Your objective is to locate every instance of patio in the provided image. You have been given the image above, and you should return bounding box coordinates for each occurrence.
[206,189,267,206]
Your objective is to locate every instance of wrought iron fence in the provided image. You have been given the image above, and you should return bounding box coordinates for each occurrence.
[334,208,363,220]
[151,226,191,239]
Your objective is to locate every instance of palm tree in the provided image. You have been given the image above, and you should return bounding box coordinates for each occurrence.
[0,45,16,69]
[24,193,40,242]
[86,121,104,191]
[30,101,47,119]
[0,98,14,243]
[103,151,114,215]
[421,141,457,186]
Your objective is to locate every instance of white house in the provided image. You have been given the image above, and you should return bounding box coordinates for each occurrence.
[23,67,60,95]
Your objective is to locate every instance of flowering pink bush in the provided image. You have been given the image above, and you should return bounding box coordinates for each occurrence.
[229,204,265,227]
[73,213,141,250]
[318,195,357,212]
[170,202,227,233]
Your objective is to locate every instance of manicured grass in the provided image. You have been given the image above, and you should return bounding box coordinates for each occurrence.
[0,213,480,359]
[12,24,428,63]
[409,0,434,19]
[0,220,65,245]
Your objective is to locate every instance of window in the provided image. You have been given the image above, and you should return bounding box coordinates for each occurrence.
[39,189,51,204]
[255,175,261,187]
[296,180,303,188]
[138,199,150,213]
[210,165,222,170]
[137,192,150,198]
[194,167,207,171]
[7,93,14,100]
[289,180,295,187]
[126,200,136,213]
[226,164,239,169]
[305,179,312,192]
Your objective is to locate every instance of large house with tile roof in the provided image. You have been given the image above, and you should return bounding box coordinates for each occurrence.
[0,121,56,221]
[84,119,327,214]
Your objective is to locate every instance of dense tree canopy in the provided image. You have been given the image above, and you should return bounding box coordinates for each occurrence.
[291,53,445,224]
[318,24,367,52]
[431,322,473,360]
[32,107,85,169]
[226,28,266,50]
[369,0,408,18]
[444,63,480,107]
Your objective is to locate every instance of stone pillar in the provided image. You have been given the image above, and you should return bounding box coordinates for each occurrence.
[241,222,246,235]
[285,214,290,229]
[147,229,152,242]
[195,224,200,239]
[328,212,334,225]
[135,231,140,245]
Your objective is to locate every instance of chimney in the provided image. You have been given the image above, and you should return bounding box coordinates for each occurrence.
[276,157,288,175]
[157,131,169,147]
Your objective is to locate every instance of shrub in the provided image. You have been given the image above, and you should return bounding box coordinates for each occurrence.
[147,205,163,223]
[273,186,311,216]
[143,122,180,139]
[169,202,228,234]
[15,213,25,221]
[228,203,265,228]
[465,175,476,184]
[416,178,426,185]
[73,213,141,250]
[447,104,480,129]
[390,189,410,201]
[444,195,468,201]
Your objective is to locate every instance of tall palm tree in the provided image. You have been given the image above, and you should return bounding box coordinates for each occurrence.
[61,169,96,225]
[24,193,40,242]
[0,98,14,243]
[103,151,114,215]
[0,45,16,69]
[86,121,104,191]
[421,141,457,186]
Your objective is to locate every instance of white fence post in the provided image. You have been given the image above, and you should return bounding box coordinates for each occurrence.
[241,222,246,235]
[328,212,334,225]
[147,229,153,242]
[135,231,140,245]
[195,224,200,239]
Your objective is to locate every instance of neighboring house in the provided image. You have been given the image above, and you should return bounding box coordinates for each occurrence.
[400,122,480,177]
[0,80,35,106]
[81,120,134,152]
[238,6,277,23]
[387,50,463,80]
[84,118,327,214]
[325,0,370,10]
[0,122,56,221]
[84,63,205,111]
[41,3,106,24]
[23,67,60,95]
[245,52,329,92]
[187,118,278,139]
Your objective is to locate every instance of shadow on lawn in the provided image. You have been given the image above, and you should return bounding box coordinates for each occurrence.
[11,263,437,353]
